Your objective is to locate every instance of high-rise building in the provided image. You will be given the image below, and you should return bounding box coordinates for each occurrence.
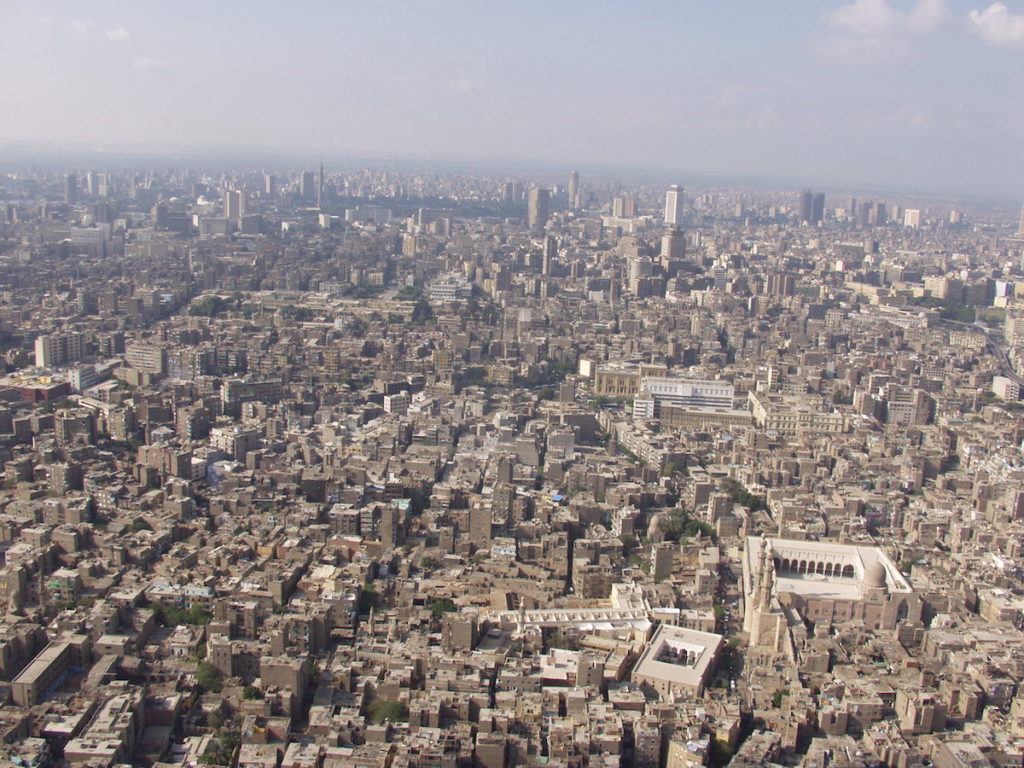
[613,196,637,218]
[35,332,84,368]
[300,171,315,201]
[903,209,921,229]
[264,172,276,197]
[223,190,248,221]
[664,185,685,227]
[528,187,549,232]
[661,228,686,262]
[568,170,580,210]
[1017,205,1024,236]
[799,190,824,224]
[64,173,78,205]
[317,162,325,210]
[800,190,813,223]
[869,202,887,227]
[858,200,872,228]
[811,192,825,224]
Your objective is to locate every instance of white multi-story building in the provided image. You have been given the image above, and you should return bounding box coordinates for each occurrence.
[633,377,734,419]
[35,331,84,368]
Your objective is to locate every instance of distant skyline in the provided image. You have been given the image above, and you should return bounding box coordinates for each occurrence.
[2,1,1024,199]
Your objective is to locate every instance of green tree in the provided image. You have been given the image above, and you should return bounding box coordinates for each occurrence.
[547,631,581,651]
[720,478,765,512]
[709,738,734,768]
[411,297,434,325]
[358,584,380,614]
[189,295,228,317]
[429,597,457,618]
[196,661,223,693]
[368,699,408,724]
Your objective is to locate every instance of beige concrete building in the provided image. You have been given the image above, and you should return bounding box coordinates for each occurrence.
[631,624,723,698]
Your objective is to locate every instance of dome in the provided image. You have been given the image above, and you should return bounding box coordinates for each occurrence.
[863,562,887,588]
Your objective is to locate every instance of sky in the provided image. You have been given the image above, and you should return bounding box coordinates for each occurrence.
[2,0,1023,199]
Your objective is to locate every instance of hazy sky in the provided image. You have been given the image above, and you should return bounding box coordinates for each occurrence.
[2,0,1023,198]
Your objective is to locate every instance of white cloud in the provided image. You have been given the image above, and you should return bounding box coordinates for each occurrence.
[968,2,1024,47]
[714,84,746,110]
[449,76,473,93]
[133,57,170,72]
[816,0,950,63]
[105,26,130,41]
[68,19,95,37]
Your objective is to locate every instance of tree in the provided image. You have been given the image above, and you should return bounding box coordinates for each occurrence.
[720,478,765,512]
[152,603,211,627]
[358,584,380,614]
[368,699,408,724]
[411,297,434,325]
[189,295,228,317]
[547,630,581,651]
[429,597,457,618]
[196,661,223,693]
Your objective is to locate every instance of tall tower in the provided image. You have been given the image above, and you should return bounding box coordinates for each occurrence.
[64,173,78,204]
[528,187,549,232]
[811,192,825,224]
[1017,205,1024,236]
[800,189,813,223]
[664,184,685,227]
[317,161,325,211]
[568,170,580,210]
[224,190,248,221]
[300,171,315,201]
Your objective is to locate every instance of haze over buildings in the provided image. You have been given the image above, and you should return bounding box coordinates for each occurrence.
[3,1,1024,197]
[3,3,1024,768]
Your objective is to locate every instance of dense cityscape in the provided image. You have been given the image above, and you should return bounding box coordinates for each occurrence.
[0,160,1021,768]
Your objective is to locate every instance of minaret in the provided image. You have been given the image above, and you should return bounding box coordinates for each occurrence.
[759,539,775,611]
[748,535,778,648]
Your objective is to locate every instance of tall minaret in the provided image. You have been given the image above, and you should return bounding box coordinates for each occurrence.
[749,536,778,649]
[317,160,325,211]
[759,539,775,611]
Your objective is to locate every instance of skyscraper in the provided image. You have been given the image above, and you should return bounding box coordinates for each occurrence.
[664,185,685,227]
[64,173,78,204]
[800,190,813,223]
[1018,205,1024,236]
[300,171,315,201]
[869,202,887,227]
[317,162,325,210]
[799,190,824,224]
[568,170,580,210]
[224,190,248,221]
[528,187,550,232]
[811,192,825,224]
[661,228,686,263]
